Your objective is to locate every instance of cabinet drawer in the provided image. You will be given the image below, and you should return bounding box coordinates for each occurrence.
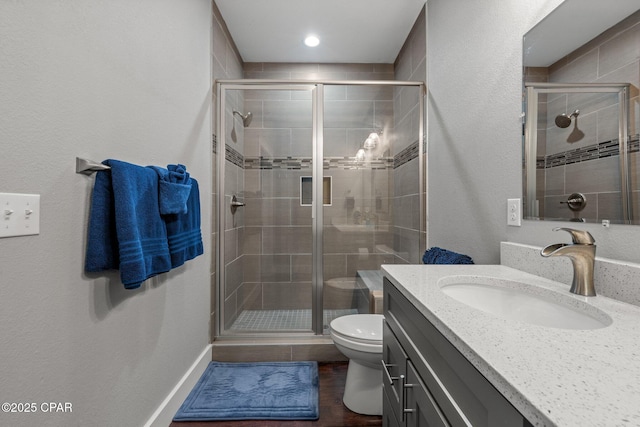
[383,321,408,421]
[405,360,449,427]
[383,387,402,427]
[384,278,529,427]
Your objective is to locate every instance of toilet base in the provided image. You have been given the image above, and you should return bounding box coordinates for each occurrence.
[342,359,383,416]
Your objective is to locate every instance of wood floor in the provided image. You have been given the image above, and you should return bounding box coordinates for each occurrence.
[169,362,383,427]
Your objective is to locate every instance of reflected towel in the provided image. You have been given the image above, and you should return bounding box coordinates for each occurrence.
[85,159,172,289]
[422,247,474,265]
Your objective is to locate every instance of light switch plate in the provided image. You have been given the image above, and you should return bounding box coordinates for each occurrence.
[507,198,521,227]
[0,193,40,238]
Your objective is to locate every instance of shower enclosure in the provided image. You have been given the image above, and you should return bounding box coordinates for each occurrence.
[215,80,425,338]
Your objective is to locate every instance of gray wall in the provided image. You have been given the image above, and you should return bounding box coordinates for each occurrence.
[0,1,212,426]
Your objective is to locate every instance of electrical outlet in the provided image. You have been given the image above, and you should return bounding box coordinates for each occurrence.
[507,198,521,227]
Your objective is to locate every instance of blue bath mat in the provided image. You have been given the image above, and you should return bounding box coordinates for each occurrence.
[173,361,319,421]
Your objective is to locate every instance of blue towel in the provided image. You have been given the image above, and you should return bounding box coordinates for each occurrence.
[422,247,474,265]
[85,159,172,289]
[149,164,192,215]
[164,178,203,268]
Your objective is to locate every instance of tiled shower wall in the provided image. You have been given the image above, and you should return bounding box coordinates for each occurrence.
[393,6,427,263]
[525,10,640,222]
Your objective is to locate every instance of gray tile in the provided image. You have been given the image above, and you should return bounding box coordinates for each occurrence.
[544,166,565,195]
[244,128,292,157]
[243,254,291,282]
[599,21,640,77]
[262,283,313,310]
[550,49,598,83]
[263,100,313,128]
[244,198,292,226]
[224,228,238,262]
[262,226,312,254]
[224,256,244,295]
[237,282,262,310]
[597,192,624,222]
[324,100,376,129]
[291,255,313,282]
[347,85,394,101]
[566,156,622,193]
[241,226,262,255]
[322,254,348,280]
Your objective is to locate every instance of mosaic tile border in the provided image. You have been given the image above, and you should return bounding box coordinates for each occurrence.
[394,140,420,169]
[225,144,244,169]
[214,134,421,170]
[537,134,639,169]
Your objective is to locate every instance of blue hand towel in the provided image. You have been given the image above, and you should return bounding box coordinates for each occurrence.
[85,159,172,289]
[422,247,474,265]
[149,164,192,215]
[164,178,203,268]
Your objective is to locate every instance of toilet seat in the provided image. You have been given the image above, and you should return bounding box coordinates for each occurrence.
[329,314,384,352]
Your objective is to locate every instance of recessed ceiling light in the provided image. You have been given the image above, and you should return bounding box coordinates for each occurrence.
[304,35,320,47]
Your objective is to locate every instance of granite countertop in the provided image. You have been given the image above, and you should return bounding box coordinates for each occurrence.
[381,264,640,427]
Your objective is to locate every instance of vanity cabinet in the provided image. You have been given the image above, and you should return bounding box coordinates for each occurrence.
[382,278,532,427]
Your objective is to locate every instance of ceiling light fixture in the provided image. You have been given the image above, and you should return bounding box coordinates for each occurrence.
[304,35,320,47]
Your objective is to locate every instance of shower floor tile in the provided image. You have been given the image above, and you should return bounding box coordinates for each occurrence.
[229,309,357,332]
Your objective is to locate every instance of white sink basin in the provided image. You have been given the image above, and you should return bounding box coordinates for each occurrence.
[439,277,612,330]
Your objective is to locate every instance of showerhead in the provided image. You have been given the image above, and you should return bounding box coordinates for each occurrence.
[233,110,253,127]
[555,109,580,128]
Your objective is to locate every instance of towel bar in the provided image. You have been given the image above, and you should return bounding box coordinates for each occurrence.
[76,157,110,175]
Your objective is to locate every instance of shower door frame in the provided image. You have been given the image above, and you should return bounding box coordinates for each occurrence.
[524,82,631,222]
[215,79,426,339]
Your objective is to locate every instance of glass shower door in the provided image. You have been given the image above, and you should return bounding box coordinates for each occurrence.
[219,84,317,334]
[320,83,421,332]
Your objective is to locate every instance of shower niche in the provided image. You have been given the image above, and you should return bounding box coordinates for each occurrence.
[300,176,332,206]
[215,80,425,338]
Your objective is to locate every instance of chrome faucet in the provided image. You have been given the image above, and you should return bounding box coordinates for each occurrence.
[541,227,596,296]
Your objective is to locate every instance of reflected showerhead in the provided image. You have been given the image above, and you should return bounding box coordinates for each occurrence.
[233,110,253,127]
[555,109,579,128]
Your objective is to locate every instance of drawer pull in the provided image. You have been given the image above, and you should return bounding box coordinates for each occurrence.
[381,360,400,385]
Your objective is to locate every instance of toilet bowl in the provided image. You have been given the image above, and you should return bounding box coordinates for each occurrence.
[329,314,384,416]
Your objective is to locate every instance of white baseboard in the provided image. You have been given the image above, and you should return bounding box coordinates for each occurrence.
[144,344,212,427]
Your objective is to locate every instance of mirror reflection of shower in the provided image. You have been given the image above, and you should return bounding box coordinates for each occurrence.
[555,109,585,143]
[354,130,385,163]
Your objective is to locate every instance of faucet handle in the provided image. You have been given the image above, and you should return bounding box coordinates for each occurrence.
[552,227,595,244]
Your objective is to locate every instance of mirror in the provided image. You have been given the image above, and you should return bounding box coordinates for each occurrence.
[522,0,639,224]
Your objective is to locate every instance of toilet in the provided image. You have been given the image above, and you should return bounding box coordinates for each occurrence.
[329,313,384,415]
